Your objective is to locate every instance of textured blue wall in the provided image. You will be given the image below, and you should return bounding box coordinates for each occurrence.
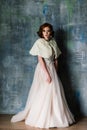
[59,0,87,116]
[0,0,87,117]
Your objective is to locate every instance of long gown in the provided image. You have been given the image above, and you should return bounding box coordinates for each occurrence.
[11,38,75,128]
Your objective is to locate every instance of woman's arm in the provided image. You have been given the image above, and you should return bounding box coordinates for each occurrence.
[54,58,58,72]
[38,56,52,83]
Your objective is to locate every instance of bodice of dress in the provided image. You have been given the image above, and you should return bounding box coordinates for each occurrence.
[44,46,55,65]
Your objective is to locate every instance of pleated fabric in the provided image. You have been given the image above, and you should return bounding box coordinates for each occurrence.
[11,59,75,128]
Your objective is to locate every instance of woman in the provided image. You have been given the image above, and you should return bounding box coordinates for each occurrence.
[11,23,75,128]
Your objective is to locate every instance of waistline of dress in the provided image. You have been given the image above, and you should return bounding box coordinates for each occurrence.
[44,58,54,65]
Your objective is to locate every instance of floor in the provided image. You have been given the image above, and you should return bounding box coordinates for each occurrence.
[0,115,87,130]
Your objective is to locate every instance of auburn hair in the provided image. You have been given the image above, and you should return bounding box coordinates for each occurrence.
[37,23,54,38]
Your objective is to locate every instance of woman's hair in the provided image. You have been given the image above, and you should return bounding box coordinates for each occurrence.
[37,23,54,38]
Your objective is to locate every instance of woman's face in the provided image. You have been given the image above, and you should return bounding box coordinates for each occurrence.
[42,27,51,41]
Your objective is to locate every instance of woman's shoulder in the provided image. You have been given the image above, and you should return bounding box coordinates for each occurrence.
[35,38,46,47]
[35,38,45,43]
[30,38,45,56]
[50,38,57,46]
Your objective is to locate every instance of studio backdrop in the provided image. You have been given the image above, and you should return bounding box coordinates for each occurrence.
[0,0,87,116]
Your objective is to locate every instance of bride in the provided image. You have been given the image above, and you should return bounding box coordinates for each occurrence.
[11,23,75,129]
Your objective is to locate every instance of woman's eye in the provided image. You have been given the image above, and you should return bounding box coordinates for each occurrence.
[43,30,50,33]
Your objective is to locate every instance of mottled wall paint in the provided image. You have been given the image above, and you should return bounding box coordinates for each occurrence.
[0,0,87,117]
[59,0,87,116]
[0,0,60,114]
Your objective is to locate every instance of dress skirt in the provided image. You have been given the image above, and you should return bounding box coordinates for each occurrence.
[11,59,75,128]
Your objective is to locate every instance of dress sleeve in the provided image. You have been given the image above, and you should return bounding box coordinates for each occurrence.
[52,39,62,59]
[29,39,39,56]
[55,45,61,59]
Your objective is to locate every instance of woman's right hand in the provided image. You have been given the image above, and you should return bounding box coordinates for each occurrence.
[46,73,52,83]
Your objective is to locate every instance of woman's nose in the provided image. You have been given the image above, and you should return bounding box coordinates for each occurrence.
[46,31,48,34]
